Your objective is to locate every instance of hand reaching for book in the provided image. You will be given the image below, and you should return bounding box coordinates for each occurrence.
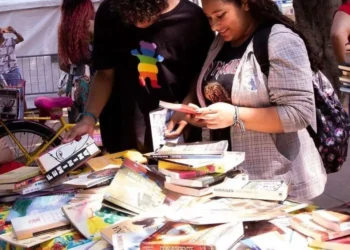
[165,111,188,139]
[63,117,95,143]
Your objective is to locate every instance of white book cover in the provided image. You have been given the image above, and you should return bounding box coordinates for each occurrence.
[149,108,184,151]
[112,228,155,250]
[0,229,73,248]
[63,169,117,188]
[213,174,289,201]
[36,134,100,182]
[11,209,70,240]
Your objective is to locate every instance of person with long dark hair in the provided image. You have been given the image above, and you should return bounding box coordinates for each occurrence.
[331,0,350,63]
[182,0,326,200]
[58,0,95,122]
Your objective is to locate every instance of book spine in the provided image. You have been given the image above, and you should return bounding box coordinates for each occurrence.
[152,154,223,160]
[140,243,214,250]
[14,175,45,189]
[173,171,205,179]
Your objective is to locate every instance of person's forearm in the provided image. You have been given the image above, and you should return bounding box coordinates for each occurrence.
[239,106,284,133]
[13,30,24,43]
[85,69,114,119]
[331,33,347,63]
[182,76,199,105]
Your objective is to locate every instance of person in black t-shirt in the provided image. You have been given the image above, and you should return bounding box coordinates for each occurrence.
[63,0,214,153]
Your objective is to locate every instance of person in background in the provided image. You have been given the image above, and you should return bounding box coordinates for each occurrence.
[64,0,214,153]
[0,26,24,86]
[58,0,95,122]
[178,0,326,200]
[331,0,350,64]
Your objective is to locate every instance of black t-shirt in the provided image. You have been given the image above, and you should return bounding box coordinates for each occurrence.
[202,38,251,149]
[93,0,214,152]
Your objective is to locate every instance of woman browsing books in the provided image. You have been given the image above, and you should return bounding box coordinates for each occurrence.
[168,0,327,200]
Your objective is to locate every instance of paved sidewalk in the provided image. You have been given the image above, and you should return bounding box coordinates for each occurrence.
[312,151,350,208]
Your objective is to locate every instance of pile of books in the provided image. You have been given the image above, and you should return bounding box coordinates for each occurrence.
[290,206,350,250]
[339,64,350,93]
[0,134,350,249]
[147,140,245,197]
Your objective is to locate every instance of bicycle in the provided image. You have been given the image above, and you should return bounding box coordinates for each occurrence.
[0,91,75,166]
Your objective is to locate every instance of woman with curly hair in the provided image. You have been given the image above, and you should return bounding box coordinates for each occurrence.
[181,0,327,200]
[64,0,214,153]
[58,0,95,122]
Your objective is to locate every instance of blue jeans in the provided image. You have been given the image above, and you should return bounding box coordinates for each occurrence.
[3,68,21,86]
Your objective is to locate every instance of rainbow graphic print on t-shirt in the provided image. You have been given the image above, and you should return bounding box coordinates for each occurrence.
[131,41,164,89]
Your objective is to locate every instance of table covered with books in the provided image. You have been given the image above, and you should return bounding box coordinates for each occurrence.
[0,136,349,250]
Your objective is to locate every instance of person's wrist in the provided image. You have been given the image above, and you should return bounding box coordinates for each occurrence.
[77,111,98,125]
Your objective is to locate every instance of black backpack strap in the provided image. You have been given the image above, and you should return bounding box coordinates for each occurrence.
[253,25,273,77]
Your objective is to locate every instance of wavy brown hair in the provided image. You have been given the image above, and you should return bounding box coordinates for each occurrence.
[58,0,95,66]
[224,0,322,72]
[110,0,169,24]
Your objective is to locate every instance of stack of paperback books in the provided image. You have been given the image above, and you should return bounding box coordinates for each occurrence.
[147,140,245,197]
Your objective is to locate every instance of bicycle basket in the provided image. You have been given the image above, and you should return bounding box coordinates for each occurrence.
[0,81,25,120]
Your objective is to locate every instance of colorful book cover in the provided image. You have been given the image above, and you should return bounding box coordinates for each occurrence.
[86,150,147,172]
[0,229,73,248]
[62,199,128,240]
[6,194,74,222]
[140,222,243,250]
[104,167,165,214]
[0,203,12,227]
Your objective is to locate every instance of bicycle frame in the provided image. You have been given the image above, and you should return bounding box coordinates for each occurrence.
[0,115,74,165]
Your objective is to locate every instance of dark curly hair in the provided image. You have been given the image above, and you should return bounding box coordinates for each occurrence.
[110,0,169,24]
[224,0,322,72]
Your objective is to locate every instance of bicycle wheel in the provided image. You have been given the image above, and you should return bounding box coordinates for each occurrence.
[0,120,61,165]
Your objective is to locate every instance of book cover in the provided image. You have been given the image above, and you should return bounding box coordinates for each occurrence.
[101,211,166,245]
[13,179,50,195]
[104,167,165,214]
[213,174,289,201]
[13,175,45,190]
[113,228,159,250]
[62,199,127,240]
[149,108,184,151]
[6,194,74,222]
[308,235,350,250]
[86,150,147,172]
[0,167,41,184]
[151,141,228,159]
[32,230,93,250]
[140,222,244,250]
[0,229,73,248]
[166,198,289,224]
[165,170,242,188]
[63,169,117,188]
[240,231,293,250]
[102,200,138,216]
[164,182,213,197]
[36,134,101,183]
[11,209,71,240]
[159,101,197,115]
[312,210,350,232]
[159,168,207,179]
[290,213,350,241]
[158,151,245,173]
